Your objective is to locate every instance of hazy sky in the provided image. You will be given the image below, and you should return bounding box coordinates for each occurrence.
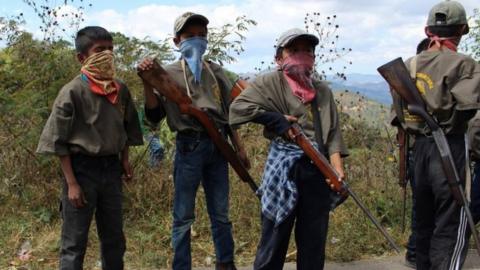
[1,0,478,75]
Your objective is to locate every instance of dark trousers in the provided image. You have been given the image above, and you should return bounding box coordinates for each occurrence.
[59,154,125,270]
[406,152,417,258]
[471,161,480,224]
[413,135,470,270]
[254,157,331,270]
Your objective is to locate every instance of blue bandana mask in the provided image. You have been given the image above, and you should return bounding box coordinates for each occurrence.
[179,36,208,83]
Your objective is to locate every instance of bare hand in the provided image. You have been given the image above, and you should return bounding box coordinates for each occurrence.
[67,182,87,208]
[237,148,251,170]
[138,58,155,71]
[122,159,133,181]
[284,115,298,140]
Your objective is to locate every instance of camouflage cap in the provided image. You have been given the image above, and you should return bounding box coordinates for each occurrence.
[173,12,209,36]
[276,28,319,49]
[427,0,469,34]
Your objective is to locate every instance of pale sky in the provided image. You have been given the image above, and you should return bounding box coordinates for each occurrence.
[1,0,478,75]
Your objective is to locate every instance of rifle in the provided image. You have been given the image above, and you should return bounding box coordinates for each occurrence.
[138,60,259,195]
[230,78,400,252]
[378,57,480,255]
[397,126,409,233]
[290,124,401,252]
[230,79,248,102]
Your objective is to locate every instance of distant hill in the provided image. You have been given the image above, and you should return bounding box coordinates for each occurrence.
[328,74,392,104]
[333,89,391,129]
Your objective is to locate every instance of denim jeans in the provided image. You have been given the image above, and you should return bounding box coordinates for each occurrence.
[472,161,480,224]
[59,154,125,270]
[172,133,234,270]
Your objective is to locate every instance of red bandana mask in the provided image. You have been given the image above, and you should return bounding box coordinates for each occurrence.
[280,52,316,103]
[81,50,120,104]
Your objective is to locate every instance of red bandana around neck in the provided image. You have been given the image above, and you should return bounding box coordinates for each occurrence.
[425,28,460,52]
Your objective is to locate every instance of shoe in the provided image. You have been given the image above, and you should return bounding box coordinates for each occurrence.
[216,262,237,270]
[404,252,416,269]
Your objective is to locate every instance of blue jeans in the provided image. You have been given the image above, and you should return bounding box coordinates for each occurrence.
[472,161,480,224]
[172,133,234,270]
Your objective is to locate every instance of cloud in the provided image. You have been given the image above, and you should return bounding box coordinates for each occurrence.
[84,0,478,74]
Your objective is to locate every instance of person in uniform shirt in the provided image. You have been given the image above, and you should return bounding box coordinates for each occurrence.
[37,26,143,270]
[138,12,249,270]
[229,28,348,270]
[390,1,480,269]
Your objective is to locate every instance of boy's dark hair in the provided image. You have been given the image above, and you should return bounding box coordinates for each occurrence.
[417,38,430,54]
[176,18,208,38]
[75,26,113,54]
[426,25,466,38]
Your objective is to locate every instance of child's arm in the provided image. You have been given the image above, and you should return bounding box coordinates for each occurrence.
[329,152,345,179]
[121,146,133,181]
[59,155,86,208]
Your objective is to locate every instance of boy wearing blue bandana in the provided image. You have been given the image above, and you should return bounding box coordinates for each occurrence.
[139,12,248,270]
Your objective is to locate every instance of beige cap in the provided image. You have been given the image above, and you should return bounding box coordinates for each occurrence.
[173,12,209,35]
[276,28,319,49]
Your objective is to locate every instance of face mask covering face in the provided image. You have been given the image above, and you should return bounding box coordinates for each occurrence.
[179,36,208,83]
[281,51,316,103]
[81,50,119,104]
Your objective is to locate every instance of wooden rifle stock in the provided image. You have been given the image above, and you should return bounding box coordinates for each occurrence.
[138,61,259,195]
[230,79,248,101]
[378,57,480,255]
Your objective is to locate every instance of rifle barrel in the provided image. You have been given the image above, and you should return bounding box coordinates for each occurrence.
[345,184,401,252]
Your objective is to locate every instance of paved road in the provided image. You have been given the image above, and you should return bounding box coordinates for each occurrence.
[195,250,480,270]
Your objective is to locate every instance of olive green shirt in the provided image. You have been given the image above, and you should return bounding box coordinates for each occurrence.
[391,50,480,135]
[229,70,348,157]
[468,111,480,161]
[146,60,233,132]
[37,75,143,156]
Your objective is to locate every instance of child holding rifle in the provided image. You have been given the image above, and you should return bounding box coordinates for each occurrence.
[138,12,249,270]
[229,28,348,270]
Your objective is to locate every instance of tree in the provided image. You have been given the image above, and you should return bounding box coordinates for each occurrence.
[463,8,480,61]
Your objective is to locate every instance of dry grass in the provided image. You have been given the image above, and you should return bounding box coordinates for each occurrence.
[0,119,414,269]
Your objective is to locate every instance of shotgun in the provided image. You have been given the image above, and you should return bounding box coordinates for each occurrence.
[378,57,480,255]
[138,60,259,195]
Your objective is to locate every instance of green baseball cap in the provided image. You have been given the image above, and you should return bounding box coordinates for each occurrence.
[276,28,319,49]
[173,12,209,36]
[427,0,469,34]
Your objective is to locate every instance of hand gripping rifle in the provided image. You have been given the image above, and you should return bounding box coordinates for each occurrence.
[289,124,401,252]
[378,57,480,255]
[137,60,259,195]
[230,78,400,252]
